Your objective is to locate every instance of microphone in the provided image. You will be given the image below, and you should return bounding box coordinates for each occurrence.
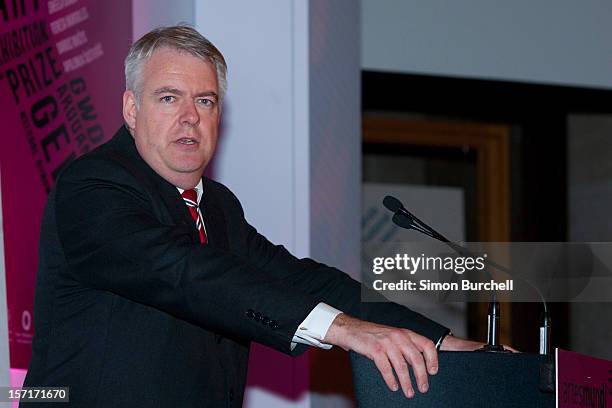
[382,195,403,213]
[383,195,554,353]
[384,196,450,243]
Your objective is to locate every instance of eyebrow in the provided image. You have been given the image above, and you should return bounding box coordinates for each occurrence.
[153,87,218,99]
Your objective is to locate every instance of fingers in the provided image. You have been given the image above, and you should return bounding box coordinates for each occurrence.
[372,354,399,393]
[387,347,415,398]
[401,345,428,395]
[415,336,439,375]
[373,332,434,398]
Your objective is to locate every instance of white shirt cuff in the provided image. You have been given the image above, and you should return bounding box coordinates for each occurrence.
[291,303,342,350]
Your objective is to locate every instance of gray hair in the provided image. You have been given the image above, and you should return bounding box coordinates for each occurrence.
[125,25,227,105]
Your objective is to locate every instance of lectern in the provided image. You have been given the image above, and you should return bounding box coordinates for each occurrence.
[350,351,554,407]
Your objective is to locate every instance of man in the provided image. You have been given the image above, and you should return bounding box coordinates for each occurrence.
[24,25,483,407]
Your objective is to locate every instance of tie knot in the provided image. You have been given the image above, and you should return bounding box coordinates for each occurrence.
[181,189,198,206]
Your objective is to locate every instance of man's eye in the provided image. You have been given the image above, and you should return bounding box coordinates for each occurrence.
[197,98,215,107]
[160,95,175,103]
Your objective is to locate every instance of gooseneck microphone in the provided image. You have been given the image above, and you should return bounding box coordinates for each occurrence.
[382,195,504,352]
[383,195,551,354]
[383,196,449,243]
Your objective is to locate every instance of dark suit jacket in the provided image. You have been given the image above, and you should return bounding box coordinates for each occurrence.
[23,126,448,407]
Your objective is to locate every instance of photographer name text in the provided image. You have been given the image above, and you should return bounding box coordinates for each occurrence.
[372,279,514,292]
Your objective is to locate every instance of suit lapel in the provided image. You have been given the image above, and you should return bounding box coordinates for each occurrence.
[201,178,229,250]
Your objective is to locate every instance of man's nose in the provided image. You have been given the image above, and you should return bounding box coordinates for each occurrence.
[180,101,200,127]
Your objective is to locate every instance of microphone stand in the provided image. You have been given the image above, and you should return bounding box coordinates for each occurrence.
[384,196,531,353]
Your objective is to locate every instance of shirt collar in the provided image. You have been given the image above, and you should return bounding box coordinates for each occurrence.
[176,179,203,204]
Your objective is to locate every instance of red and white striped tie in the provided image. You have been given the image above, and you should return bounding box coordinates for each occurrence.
[181,189,207,244]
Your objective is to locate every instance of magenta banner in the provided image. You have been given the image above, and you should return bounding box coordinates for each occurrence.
[557,348,612,408]
[0,0,131,369]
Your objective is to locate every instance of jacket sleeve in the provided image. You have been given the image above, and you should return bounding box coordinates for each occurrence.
[54,158,321,355]
[215,184,450,345]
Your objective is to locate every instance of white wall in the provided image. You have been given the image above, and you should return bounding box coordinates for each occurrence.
[309,0,361,278]
[362,0,612,89]
[132,0,194,38]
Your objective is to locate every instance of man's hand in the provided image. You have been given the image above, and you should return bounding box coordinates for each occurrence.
[323,313,438,398]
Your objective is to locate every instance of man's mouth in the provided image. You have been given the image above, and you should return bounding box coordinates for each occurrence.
[176,138,198,145]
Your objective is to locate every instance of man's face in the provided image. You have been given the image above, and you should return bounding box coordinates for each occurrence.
[123,47,220,188]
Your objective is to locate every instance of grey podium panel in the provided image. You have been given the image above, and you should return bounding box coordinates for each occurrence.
[351,351,554,408]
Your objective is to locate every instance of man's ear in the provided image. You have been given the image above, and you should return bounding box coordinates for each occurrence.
[123,90,137,130]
